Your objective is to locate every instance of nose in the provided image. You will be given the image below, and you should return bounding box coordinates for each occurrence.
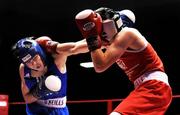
[31,60,37,66]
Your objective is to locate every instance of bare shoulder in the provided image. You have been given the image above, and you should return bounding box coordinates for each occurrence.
[121,27,140,36]
[54,54,67,73]
[114,27,138,44]
[113,27,146,50]
[35,36,52,41]
[120,27,148,50]
[120,27,146,41]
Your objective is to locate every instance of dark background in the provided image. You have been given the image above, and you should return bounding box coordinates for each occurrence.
[0,0,180,114]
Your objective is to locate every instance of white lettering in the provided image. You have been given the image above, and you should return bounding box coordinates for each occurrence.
[22,54,32,62]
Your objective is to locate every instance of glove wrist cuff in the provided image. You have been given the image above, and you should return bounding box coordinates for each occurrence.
[86,36,101,51]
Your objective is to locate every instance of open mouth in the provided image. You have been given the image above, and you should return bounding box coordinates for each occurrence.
[36,65,41,69]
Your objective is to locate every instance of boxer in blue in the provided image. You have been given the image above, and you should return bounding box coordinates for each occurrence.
[12,36,88,115]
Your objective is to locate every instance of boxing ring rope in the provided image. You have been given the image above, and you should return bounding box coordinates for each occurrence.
[7,95,180,114]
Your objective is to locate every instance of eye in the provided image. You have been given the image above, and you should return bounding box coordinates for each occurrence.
[32,55,39,61]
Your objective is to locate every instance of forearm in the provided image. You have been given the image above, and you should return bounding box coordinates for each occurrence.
[91,49,109,72]
[23,93,38,104]
[56,39,89,56]
[21,82,38,104]
[73,39,89,54]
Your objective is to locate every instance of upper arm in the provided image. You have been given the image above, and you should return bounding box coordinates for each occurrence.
[19,64,30,98]
[19,64,38,103]
[56,39,88,56]
[92,41,126,72]
[92,28,136,72]
[54,39,88,72]
[106,28,139,62]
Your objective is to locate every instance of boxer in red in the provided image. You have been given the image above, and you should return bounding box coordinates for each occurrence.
[75,7,172,115]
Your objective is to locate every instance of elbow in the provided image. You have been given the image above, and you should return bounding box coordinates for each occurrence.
[93,65,107,73]
[94,68,103,73]
[24,98,37,104]
[24,98,32,104]
[95,69,104,73]
[23,94,37,104]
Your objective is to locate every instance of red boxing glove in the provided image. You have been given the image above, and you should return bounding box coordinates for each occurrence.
[36,36,58,53]
[75,9,102,51]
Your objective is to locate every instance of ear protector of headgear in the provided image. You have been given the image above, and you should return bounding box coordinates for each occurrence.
[12,37,47,65]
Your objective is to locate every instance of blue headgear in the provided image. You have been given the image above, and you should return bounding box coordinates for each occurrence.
[119,9,135,28]
[14,37,47,65]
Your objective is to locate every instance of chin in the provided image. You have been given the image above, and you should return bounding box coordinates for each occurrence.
[39,67,45,71]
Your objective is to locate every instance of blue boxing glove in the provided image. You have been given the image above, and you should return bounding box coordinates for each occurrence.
[30,75,61,99]
[119,9,136,27]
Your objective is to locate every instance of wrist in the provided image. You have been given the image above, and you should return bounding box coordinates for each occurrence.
[45,41,58,53]
[86,36,101,51]
[36,38,58,53]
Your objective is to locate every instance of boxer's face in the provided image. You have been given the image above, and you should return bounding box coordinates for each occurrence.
[25,54,45,71]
